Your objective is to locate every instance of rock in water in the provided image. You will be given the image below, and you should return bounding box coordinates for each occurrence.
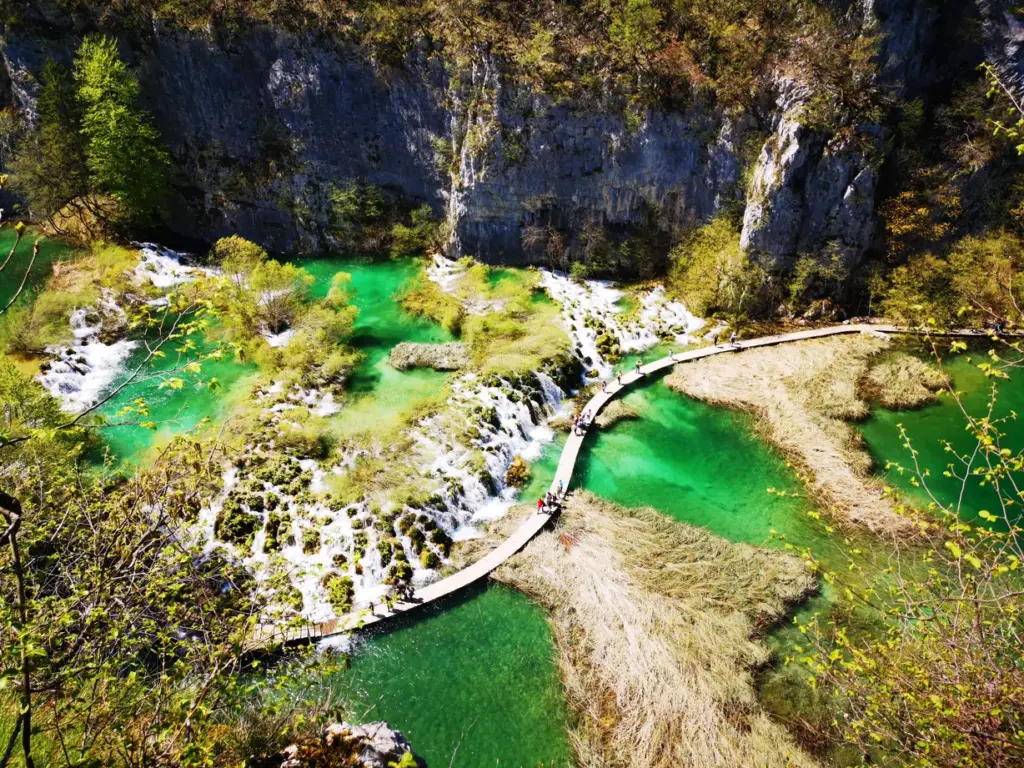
[389,342,470,371]
[273,721,426,767]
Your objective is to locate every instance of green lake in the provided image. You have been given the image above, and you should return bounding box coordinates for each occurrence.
[860,351,1024,528]
[290,583,573,768]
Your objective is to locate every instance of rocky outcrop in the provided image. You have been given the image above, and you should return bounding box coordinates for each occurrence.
[739,81,882,269]
[979,0,1024,95]
[268,721,426,768]
[389,341,469,371]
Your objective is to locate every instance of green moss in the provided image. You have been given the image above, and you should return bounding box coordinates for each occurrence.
[322,572,354,614]
[302,528,321,555]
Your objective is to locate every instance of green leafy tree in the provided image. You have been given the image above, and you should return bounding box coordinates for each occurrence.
[9,60,90,232]
[74,35,169,223]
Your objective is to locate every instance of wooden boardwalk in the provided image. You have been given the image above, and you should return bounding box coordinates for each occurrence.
[258,323,1002,647]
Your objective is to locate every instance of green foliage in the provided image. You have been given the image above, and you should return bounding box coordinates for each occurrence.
[323,572,354,614]
[211,233,268,272]
[9,59,89,228]
[0,283,98,354]
[875,232,1024,328]
[668,215,772,319]
[74,35,169,222]
[0,430,283,767]
[389,205,438,259]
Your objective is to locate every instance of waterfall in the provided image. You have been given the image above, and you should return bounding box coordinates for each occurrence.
[37,307,138,413]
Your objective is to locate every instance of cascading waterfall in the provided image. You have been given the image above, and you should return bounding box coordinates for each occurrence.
[37,304,138,413]
[37,244,206,412]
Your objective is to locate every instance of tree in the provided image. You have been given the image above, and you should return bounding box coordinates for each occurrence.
[8,60,90,232]
[10,37,169,237]
[74,35,169,224]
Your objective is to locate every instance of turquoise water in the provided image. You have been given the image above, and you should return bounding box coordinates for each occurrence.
[293,583,573,767]
[91,329,258,463]
[0,228,73,308]
[860,352,1024,528]
[297,257,454,437]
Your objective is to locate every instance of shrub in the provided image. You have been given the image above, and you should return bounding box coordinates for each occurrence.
[301,528,321,555]
[215,500,258,549]
[420,549,440,569]
[504,455,531,487]
[322,573,354,614]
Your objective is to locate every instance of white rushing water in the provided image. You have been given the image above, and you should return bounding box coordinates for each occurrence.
[36,303,138,413]
[539,270,708,378]
[201,366,567,622]
[38,245,205,412]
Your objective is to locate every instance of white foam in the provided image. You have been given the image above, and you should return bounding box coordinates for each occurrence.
[36,307,137,413]
[540,270,706,378]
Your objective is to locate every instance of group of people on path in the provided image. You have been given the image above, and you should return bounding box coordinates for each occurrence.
[571,410,591,435]
[537,480,566,515]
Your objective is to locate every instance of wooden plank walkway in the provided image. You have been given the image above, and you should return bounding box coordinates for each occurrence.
[256,322,1006,647]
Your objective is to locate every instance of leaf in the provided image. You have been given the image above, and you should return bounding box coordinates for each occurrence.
[944,540,962,559]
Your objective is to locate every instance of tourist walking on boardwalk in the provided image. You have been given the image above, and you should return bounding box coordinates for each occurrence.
[616,371,622,385]
[537,497,546,512]
[730,331,738,346]
[558,480,564,496]
[601,380,607,392]
[635,359,641,375]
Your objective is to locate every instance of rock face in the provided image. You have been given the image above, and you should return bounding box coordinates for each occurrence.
[0,1,1001,273]
[389,341,469,371]
[739,80,882,269]
[273,721,426,768]
[979,0,1024,92]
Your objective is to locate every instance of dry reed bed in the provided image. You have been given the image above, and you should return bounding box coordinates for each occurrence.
[594,399,640,429]
[665,335,923,537]
[460,494,818,768]
[861,353,950,409]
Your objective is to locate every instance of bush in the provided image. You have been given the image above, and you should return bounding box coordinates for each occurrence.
[322,573,354,614]
[301,528,321,555]
[504,455,531,487]
[215,500,258,549]
[667,216,749,317]
[420,549,440,569]
[1,286,98,354]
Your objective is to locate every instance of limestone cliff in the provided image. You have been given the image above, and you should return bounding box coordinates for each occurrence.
[0,0,1000,274]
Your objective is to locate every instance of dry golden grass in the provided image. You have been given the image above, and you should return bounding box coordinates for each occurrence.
[862,354,950,409]
[465,493,817,768]
[665,334,918,537]
[594,399,640,429]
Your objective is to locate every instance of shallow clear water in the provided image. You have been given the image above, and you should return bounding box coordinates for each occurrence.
[309,583,573,767]
[860,352,1024,528]
[295,256,454,437]
[92,331,259,463]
